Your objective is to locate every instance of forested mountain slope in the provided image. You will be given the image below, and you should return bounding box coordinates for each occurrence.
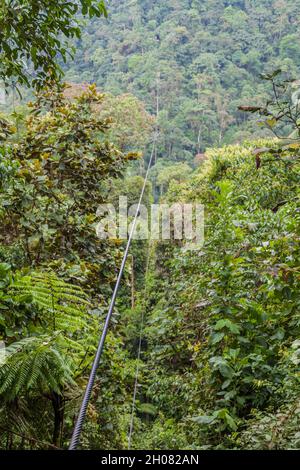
[65,0,300,161]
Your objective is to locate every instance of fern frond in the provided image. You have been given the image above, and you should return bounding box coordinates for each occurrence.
[0,334,74,401]
[0,271,97,404]
[9,271,92,335]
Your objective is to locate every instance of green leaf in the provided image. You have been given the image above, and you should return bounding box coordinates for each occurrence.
[211,332,225,344]
[191,414,216,425]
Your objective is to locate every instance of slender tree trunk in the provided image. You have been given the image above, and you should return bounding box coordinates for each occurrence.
[197,127,202,153]
[51,392,64,448]
[131,255,135,309]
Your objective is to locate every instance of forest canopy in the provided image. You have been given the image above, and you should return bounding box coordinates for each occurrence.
[64,0,300,161]
[0,0,107,89]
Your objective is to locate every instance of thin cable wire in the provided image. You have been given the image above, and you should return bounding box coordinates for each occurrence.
[128,308,144,449]
[69,137,157,450]
[127,241,152,449]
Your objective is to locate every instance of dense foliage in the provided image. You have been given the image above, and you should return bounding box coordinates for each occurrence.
[65,0,300,161]
[0,0,299,453]
[0,0,107,90]
[0,85,141,449]
[132,138,300,449]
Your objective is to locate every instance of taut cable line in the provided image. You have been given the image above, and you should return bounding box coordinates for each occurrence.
[127,239,152,449]
[69,137,157,450]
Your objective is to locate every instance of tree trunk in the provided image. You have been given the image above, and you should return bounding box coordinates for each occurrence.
[131,255,135,309]
[51,391,64,448]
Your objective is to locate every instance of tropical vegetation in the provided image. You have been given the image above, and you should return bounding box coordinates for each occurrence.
[0,0,299,452]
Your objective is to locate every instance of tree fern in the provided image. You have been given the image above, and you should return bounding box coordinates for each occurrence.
[0,270,98,447]
[0,271,95,400]
[0,333,74,401]
[9,271,92,334]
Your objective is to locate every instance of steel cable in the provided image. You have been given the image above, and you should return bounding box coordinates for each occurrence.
[69,137,157,450]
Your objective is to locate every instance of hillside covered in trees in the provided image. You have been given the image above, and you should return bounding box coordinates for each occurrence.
[0,0,299,455]
[65,0,300,161]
